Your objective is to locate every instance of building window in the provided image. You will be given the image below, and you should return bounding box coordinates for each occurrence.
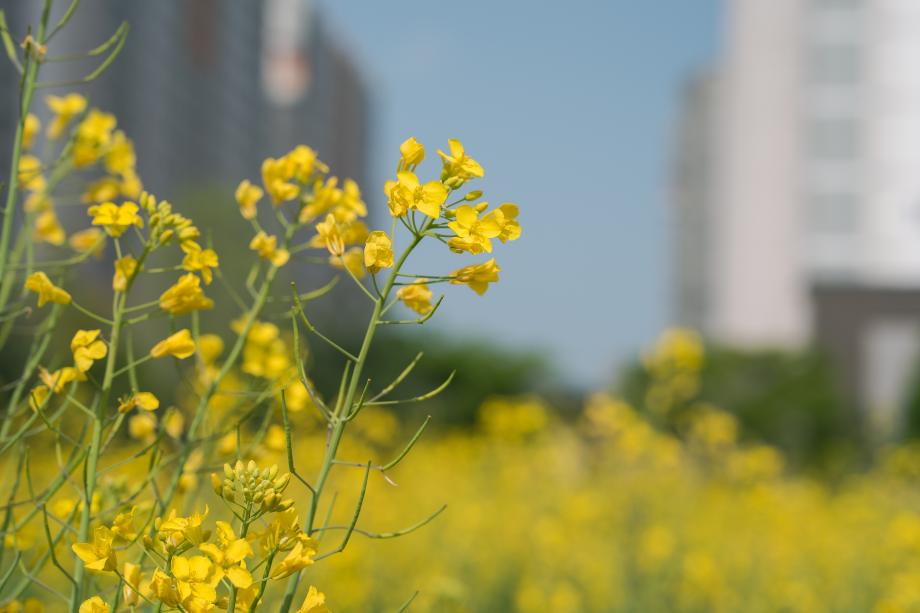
[809,43,861,84]
[810,118,860,159]
[809,192,860,233]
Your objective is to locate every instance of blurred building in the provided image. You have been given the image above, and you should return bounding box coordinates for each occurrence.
[1,0,369,199]
[672,0,920,432]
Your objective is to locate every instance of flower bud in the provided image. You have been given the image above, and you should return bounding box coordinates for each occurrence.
[465,190,483,201]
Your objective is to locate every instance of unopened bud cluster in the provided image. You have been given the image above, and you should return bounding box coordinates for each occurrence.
[212,460,293,513]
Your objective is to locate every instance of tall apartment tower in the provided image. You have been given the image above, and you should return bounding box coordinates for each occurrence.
[673,0,920,420]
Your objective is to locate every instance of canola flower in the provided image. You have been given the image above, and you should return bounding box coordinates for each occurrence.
[0,4,526,610]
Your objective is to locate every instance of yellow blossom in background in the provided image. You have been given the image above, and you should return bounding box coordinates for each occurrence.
[104,130,136,175]
[397,280,434,315]
[110,507,138,542]
[150,329,196,359]
[364,230,393,273]
[128,412,156,442]
[46,93,87,139]
[330,247,365,279]
[262,156,300,204]
[33,209,65,245]
[159,273,214,315]
[24,271,71,306]
[71,329,107,373]
[117,392,159,413]
[23,190,52,212]
[182,248,219,284]
[69,227,106,258]
[22,113,40,149]
[87,201,143,237]
[122,562,142,606]
[249,231,290,267]
[73,109,116,167]
[315,214,345,256]
[78,596,109,613]
[447,204,501,254]
[112,255,139,292]
[198,334,224,365]
[271,539,317,579]
[450,258,501,295]
[385,171,448,218]
[17,154,44,191]
[39,365,85,393]
[297,586,331,613]
[235,179,263,219]
[82,177,120,203]
[398,136,425,172]
[438,138,484,187]
[288,144,327,182]
[71,525,117,572]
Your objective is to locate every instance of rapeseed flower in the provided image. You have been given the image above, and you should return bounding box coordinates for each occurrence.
[182,248,219,284]
[249,231,290,267]
[87,201,143,237]
[71,525,117,572]
[364,231,393,273]
[71,329,107,373]
[150,329,196,359]
[159,273,214,315]
[438,138,484,187]
[24,271,71,306]
[235,179,263,219]
[384,171,447,218]
[398,136,425,172]
[46,93,86,139]
[450,258,501,295]
[397,280,433,315]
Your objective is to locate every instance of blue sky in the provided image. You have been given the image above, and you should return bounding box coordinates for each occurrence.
[318,1,720,387]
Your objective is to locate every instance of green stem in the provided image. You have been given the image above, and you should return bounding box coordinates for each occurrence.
[279,221,430,613]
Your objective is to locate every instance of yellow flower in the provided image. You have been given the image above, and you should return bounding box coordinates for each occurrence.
[330,247,365,279]
[398,136,425,172]
[128,413,156,441]
[123,562,142,606]
[46,93,87,139]
[39,366,85,393]
[110,507,137,542]
[198,334,224,365]
[117,392,159,414]
[450,258,501,295]
[112,255,139,292]
[270,539,317,579]
[73,109,116,167]
[182,248,219,284]
[288,144,326,182]
[78,596,109,613]
[170,555,220,609]
[364,231,393,274]
[150,329,196,359]
[235,179,263,219]
[24,271,71,306]
[34,209,65,245]
[438,138,484,187]
[156,507,211,547]
[164,407,185,439]
[28,385,50,412]
[159,273,214,315]
[397,280,434,315]
[484,203,521,243]
[87,201,143,237]
[82,177,120,203]
[23,113,40,150]
[249,231,290,267]
[72,525,117,572]
[447,204,502,254]
[104,130,135,176]
[199,521,253,589]
[384,171,447,218]
[24,191,52,212]
[315,214,345,256]
[18,155,44,191]
[262,156,300,204]
[69,228,106,258]
[297,586,331,613]
[71,329,107,373]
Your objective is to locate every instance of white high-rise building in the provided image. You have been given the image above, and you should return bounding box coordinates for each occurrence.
[673,0,920,423]
[676,0,920,344]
